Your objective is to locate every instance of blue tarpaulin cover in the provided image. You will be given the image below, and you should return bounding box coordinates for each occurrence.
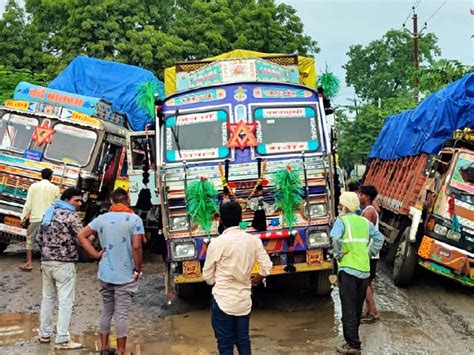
[49,56,164,131]
[369,73,474,160]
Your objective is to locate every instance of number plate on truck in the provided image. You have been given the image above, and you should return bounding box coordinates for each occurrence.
[183,261,201,279]
[306,249,323,266]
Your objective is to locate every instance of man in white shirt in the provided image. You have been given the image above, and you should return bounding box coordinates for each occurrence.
[20,168,60,271]
[203,200,272,355]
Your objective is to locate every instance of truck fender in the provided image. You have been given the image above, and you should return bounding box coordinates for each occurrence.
[408,206,422,243]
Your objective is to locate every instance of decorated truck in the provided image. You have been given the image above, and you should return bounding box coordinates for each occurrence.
[155,50,337,298]
[0,57,163,253]
[0,83,129,253]
[364,73,474,287]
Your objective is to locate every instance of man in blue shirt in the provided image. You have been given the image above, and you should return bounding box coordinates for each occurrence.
[78,188,144,355]
[331,192,384,354]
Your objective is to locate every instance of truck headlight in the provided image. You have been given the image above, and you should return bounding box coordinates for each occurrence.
[307,230,330,248]
[170,239,196,261]
[446,230,461,242]
[304,203,327,218]
[170,215,190,231]
[433,223,448,236]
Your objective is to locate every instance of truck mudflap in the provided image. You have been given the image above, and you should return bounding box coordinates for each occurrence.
[418,235,474,286]
[174,259,333,284]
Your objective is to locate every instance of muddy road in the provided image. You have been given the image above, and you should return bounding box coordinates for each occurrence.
[0,245,473,354]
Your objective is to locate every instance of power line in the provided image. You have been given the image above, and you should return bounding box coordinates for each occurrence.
[402,0,422,27]
[424,0,447,25]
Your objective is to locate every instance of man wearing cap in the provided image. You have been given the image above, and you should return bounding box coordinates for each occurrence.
[331,192,384,354]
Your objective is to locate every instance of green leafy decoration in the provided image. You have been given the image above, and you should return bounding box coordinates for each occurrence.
[136,79,160,119]
[318,65,340,99]
[185,177,219,235]
[273,166,303,230]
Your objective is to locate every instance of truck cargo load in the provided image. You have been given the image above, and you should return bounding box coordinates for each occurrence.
[364,73,474,287]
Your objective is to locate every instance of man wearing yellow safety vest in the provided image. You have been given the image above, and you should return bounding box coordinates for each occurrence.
[331,192,384,354]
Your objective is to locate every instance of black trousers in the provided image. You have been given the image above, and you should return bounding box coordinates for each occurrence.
[338,271,370,349]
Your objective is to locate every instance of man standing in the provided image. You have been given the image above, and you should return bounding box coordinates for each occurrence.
[358,185,380,324]
[331,192,383,354]
[78,188,144,355]
[203,201,272,355]
[20,168,60,271]
[36,187,84,349]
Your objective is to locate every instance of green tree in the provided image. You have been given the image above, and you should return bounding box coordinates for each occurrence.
[343,29,440,102]
[0,0,48,71]
[0,65,48,103]
[419,59,472,95]
[172,0,318,59]
[337,97,415,174]
[21,0,318,77]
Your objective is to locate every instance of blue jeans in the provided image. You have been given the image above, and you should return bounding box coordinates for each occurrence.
[211,297,251,355]
[40,261,76,344]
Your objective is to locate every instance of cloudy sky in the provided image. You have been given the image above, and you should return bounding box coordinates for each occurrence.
[281,0,472,105]
[1,0,472,105]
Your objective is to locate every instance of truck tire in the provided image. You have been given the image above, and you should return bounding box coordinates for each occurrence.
[176,283,196,299]
[0,241,9,253]
[309,270,333,296]
[393,228,418,287]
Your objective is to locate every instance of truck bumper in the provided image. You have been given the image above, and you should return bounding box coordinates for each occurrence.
[418,235,473,287]
[0,222,27,242]
[174,259,333,284]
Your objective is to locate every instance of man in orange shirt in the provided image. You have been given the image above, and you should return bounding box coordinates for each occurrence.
[203,201,272,355]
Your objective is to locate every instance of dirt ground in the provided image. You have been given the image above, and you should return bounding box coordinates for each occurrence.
[0,244,473,355]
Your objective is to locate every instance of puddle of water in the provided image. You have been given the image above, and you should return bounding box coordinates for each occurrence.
[0,312,38,346]
[167,307,337,353]
[78,329,212,355]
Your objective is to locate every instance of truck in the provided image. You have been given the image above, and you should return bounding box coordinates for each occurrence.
[0,83,129,254]
[363,73,474,287]
[152,50,338,298]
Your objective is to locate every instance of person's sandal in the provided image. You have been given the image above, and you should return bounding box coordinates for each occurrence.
[361,314,379,324]
[19,264,33,272]
[336,343,361,353]
[100,348,116,354]
[54,340,83,349]
[38,335,50,343]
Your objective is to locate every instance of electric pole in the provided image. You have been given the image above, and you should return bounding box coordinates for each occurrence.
[412,13,419,103]
[403,9,424,104]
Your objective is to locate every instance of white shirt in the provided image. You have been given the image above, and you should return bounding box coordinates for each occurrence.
[202,226,273,316]
[21,179,60,222]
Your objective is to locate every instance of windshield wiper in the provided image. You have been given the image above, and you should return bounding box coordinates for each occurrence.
[169,109,182,159]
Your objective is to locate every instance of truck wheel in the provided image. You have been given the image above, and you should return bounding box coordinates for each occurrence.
[393,228,418,287]
[310,270,333,296]
[176,283,196,299]
[0,241,9,253]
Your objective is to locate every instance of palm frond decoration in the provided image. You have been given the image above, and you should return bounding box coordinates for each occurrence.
[186,177,219,235]
[318,64,340,99]
[273,166,303,230]
[136,79,160,118]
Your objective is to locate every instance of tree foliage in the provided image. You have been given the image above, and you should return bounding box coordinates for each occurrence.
[337,97,415,175]
[0,65,48,102]
[344,29,440,102]
[419,59,473,95]
[0,0,318,80]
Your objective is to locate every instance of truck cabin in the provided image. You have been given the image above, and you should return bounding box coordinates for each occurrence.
[0,105,127,228]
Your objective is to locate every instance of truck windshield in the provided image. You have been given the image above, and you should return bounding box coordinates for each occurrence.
[253,106,320,155]
[0,114,38,153]
[450,152,474,196]
[44,124,97,167]
[165,109,229,161]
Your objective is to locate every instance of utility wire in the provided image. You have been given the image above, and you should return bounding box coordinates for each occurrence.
[424,0,447,25]
[402,0,422,27]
